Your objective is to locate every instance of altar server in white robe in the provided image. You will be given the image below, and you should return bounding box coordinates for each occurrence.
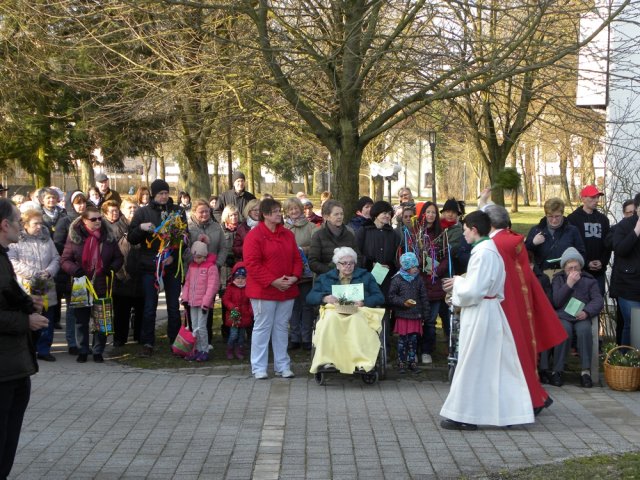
[440,210,533,430]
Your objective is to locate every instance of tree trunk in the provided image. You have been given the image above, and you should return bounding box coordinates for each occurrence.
[303,174,310,194]
[244,132,255,194]
[158,155,165,180]
[519,148,529,206]
[226,123,233,190]
[80,157,93,193]
[510,189,519,213]
[182,134,212,201]
[330,141,363,221]
[34,143,51,188]
[558,147,571,207]
[487,158,506,206]
[212,154,219,196]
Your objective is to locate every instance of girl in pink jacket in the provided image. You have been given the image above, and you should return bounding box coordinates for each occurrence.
[181,241,219,361]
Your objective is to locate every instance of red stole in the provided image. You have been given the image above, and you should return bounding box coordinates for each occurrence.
[492,229,567,408]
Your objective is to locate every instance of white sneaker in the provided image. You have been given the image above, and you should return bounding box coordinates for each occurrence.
[254,371,268,380]
[275,369,295,378]
[421,354,432,365]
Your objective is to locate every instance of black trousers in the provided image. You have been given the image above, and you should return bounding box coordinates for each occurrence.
[113,294,144,345]
[0,377,31,480]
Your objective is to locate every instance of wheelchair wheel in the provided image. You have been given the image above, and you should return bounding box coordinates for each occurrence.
[315,372,326,386]
[377,313,388,380]
[362,371,378,385]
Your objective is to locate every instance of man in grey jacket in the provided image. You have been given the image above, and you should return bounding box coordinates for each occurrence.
[0,198,48,479]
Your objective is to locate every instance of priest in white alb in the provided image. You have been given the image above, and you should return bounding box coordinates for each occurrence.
[440,210,534,430]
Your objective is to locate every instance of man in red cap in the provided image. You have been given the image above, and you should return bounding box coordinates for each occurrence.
[567,185,610,295]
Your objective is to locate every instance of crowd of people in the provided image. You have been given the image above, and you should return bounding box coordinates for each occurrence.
[0,172,636,472]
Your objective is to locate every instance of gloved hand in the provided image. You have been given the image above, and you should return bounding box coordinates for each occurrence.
[201,307,208,315]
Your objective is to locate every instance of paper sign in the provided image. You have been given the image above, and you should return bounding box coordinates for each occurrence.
[564,297,585,317]
[332,283,364,302]
[371,262,390,285]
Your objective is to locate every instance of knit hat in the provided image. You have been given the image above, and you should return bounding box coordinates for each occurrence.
[356,196,374,213]
[560,247,584,268]
[441,198,463,215]
[399,252,419,270]
[232,171,246,182]
[233,266,247,278]
[370,200,393,219]
[150,179,170,198]
[301,198,313,207]
[191,241,208,257]
[70,191,86,204]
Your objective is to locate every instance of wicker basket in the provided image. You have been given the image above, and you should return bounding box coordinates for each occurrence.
[603,346,640,392]
[334,304,359,315]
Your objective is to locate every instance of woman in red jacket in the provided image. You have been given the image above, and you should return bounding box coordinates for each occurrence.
[243,198,303,379]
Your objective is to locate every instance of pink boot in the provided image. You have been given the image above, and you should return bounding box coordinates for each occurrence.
[226,346,234,360]
[235,345,245,360]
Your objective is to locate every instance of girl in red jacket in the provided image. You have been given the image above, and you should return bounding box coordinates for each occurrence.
[181,241,219,362]
[222,262,253,360]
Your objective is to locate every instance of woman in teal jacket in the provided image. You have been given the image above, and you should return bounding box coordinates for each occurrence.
[307,247,385,307]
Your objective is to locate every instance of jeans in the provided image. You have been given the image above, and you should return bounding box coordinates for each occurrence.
[75,306,106,355]
[65,299,77,349]
[140,272,181,347]
[289,282,314,343]
[421,300,441,354]
[250,299,294,375]
[35,306,56,356]
[228,327,246,347]
[617,297,640,346]
[0,377,31,480]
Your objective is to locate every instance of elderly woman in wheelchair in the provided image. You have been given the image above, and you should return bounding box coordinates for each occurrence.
[306,247,387,384]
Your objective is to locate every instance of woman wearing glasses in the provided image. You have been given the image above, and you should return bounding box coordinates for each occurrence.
[307,247,385,308]
[61,207,123,363]
[243,198,303,379]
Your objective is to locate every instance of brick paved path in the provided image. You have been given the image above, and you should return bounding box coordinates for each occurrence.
[12,356,640,479]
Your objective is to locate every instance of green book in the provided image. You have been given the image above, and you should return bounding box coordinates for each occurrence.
[564,297,585,317]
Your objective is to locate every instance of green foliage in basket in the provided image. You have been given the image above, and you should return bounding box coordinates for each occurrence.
[337,295,355,306]
[603,343,640,367]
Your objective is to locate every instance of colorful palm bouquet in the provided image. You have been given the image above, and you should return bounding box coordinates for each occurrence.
[146,211,188,290]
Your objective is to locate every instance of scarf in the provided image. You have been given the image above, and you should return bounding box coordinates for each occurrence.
[440,218,457,230]
[247,217,259,229]
[225,222,238,232]
[397,252,419,282]
[81,226,103,276]
[286,216,307,227]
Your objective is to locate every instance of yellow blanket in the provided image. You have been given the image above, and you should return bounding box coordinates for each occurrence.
[310,305,385,374]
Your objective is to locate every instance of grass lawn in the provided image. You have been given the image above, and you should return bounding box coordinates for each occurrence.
[483,452,640,479]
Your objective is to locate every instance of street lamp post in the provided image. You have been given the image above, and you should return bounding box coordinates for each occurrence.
[428,130,437,202]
